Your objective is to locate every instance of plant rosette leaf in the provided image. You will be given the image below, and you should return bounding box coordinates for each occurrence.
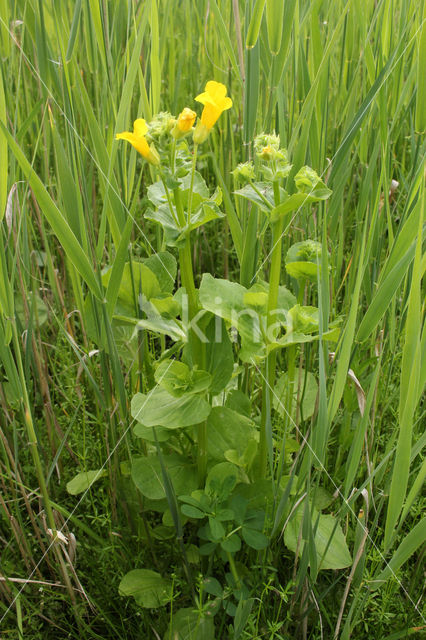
[131,453,198,500]
[119,569,172,608]
[284,505,352,570]
[131,388,211,429]
[154,359,212,397]
[163,607,215,640]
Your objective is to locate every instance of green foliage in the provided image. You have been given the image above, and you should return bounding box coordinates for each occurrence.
[0,1,424,638]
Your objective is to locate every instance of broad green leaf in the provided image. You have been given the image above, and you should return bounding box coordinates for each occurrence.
[163,607,215,640]
[102,261,161,309]
[241,526,268,550]
[284,507,352,570]
[15,293,49,327]
[144,251,177,293]
[221,533,241,553]
[206,407,257,462]
[131,388,211,429]
[225,390,251,417]
[285,240,327,282]
[199,274,264,361]
[132,454,197,500]
[270,188,331,223]
[133,424,171,442]
[119,569,172,608]
[205,462,241,494]
[204,315,234,394]
[66,470,107,495]
[234,182,274,212]
[155,359,211,397]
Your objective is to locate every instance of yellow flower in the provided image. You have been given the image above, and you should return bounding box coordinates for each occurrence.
[171,107,197,139]
[193,81,232,144]
[115,119,160,165]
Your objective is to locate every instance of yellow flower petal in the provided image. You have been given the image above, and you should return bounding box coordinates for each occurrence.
[194,81,232,134]
[177,108,196,132]
[133,118,148,137]
[115,118,159,164]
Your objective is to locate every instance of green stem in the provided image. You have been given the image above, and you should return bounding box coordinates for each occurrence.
[259,181,283,479]
[226,551,241,589]
[173,178,207,486]
[187,144,198,225]
[249,179,274,210]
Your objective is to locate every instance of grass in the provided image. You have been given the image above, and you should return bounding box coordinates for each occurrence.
[0,0,424,638]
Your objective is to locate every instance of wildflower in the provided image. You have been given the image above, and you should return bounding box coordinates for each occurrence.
[171,108,197,139]
[116,119,160,165]
[193,81,232,144]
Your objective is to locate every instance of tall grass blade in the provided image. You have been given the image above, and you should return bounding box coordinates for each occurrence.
[245,0,265,49]
[384,185,423,549]
[0,122,103,300]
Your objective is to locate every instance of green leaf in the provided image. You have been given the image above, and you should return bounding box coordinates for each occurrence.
[207,407,257,462]
[270,188,331,223]
[208,516,225,540]
[372,518,426,589]
[221,533,242,553]
[241,527,269,550]
[163,607,215,640]
[131,454,197,500]
[205,462,241,495]
[133,424,171,442]
[204,315,234,394]
[234,182,274,212]
[181,504,205,519]
[284,507,352,570]
[119,569,172,608]
[144,251,177,293]
[66,470,107,495]
[15,293,48,327]
[199,274,264,361]
[273,369,318,422]
[154,359,211,397]
[131,388,211,429]
[203,577,223,597]
[102,261,161,309]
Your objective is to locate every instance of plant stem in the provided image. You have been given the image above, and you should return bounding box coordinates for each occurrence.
[187,144,198,225]
[259,181,284,478]
[173,176,207,485]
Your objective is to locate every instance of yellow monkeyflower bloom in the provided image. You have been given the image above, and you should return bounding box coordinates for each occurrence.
[116,119,160,166]
[193,81,232,144]
[171,107,197,139]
